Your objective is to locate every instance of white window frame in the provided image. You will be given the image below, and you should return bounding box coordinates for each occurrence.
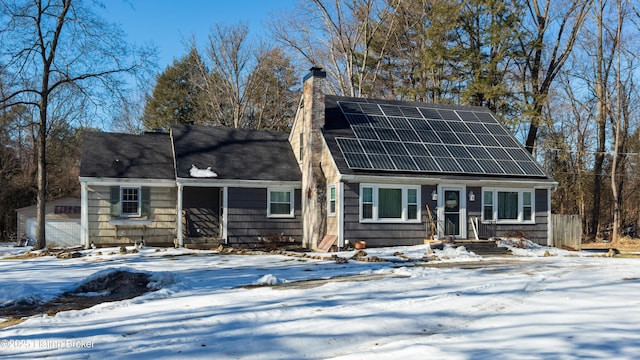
[120,186,141,218]
[482,188,535,224]
[267,188,295,218]
[328,184,336,216]
[359,184,421,223]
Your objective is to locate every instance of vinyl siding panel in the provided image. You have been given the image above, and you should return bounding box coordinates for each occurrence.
[226,187,302,245]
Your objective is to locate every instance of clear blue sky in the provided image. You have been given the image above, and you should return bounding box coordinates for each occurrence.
[101,0,296,71]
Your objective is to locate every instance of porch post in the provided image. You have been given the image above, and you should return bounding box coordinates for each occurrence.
[177,182,184,247]
[222,186,228,244]
[80,181,89,248]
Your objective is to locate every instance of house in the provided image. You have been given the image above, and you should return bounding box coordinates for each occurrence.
[16,197,81,247]
[78,67,556,249]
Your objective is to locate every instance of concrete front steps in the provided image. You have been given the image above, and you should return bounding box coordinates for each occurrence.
[450,240,512,256]
[184,237,223,250]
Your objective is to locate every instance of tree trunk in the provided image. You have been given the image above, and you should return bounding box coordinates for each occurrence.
[35,94,48,250]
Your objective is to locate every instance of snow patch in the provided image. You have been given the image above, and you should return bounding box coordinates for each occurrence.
[148,271,192,292]
[436,244,481,259]
[0,283,44,307]
[190,164,217,178]
[255,274,284,285]
[498,239,568,257]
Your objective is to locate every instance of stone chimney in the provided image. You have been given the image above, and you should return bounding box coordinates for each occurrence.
[301,66,327,249]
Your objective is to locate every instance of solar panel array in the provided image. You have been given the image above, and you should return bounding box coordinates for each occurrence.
[335,101,546,177]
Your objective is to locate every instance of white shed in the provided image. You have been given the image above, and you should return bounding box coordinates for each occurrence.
[16,197,81,248]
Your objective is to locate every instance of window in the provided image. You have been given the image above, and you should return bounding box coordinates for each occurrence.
[54,205,81,214]
[407,188,418,220]
[482,189,534,223]
[362,187,373,219]
[299,132,304,161]
[121,187,141,216]
[483,191,493,221]
[328,185,336,216]
[268,189,294,218]
[497,191,518,220]
[110,186,150,218]
[360,185,421,222]
[523,192,532,221]
[379,188,402,218]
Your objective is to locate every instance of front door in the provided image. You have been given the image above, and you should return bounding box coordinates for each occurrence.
[444,190,460,236]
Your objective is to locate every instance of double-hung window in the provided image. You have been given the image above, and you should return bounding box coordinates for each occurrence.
[482,189,534,223]
[360,184,420,222]
[268,189,294,218]
[328,185,336,216]
[110,186,149,218]
[121,187,141,216]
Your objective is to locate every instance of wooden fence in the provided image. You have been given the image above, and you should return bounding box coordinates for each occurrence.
[551,214,582,250]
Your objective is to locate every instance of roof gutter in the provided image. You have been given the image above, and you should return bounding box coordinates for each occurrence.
[338,173,558,189]
[79,177,176,187]
[176,178,302,188]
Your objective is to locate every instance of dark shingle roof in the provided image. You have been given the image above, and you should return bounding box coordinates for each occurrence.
[172,124,301,181]
[79,131,175,179]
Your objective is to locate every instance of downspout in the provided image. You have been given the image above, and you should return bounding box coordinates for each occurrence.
[337,181,344,248]
[547,187,553,247]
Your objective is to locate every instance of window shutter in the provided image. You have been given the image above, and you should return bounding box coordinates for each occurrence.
[110,186,120,217]
[141,187,151,217]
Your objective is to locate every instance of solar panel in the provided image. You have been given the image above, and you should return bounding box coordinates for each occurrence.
[335,101,547,177]
[435,158,462,172]
[400,106,422,118]
[416,130,441,143]
[419,108,442,120]
[375,128,400,141]
[343,152,372,169]
[380,105,403,116]
[340,102,363,113]
[360,139,386,154]
[457,158,484,173]
[383,141,409,155]
[368,154,395,170]
[391,155,418,171]
[352,125,378,139]
[405,143,431,157]
[413,156,440,171]
[396,129,421,142]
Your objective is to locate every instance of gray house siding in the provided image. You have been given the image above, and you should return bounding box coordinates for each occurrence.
[343,182,428,247]
[226,187,302,245]
[476,188,549,244]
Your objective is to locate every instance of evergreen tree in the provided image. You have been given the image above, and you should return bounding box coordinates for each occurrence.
[142,48,206,130]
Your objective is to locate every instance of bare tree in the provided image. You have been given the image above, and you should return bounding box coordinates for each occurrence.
[518,0,591,154]
[0,0,154,249]
[271,0,400,97]
[192,23,299,130]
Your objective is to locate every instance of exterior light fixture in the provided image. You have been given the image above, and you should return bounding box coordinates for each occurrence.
[468,191,475,202]
[431,190,438,201]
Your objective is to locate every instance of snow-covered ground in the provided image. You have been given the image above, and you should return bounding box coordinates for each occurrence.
[1,242,639,359]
